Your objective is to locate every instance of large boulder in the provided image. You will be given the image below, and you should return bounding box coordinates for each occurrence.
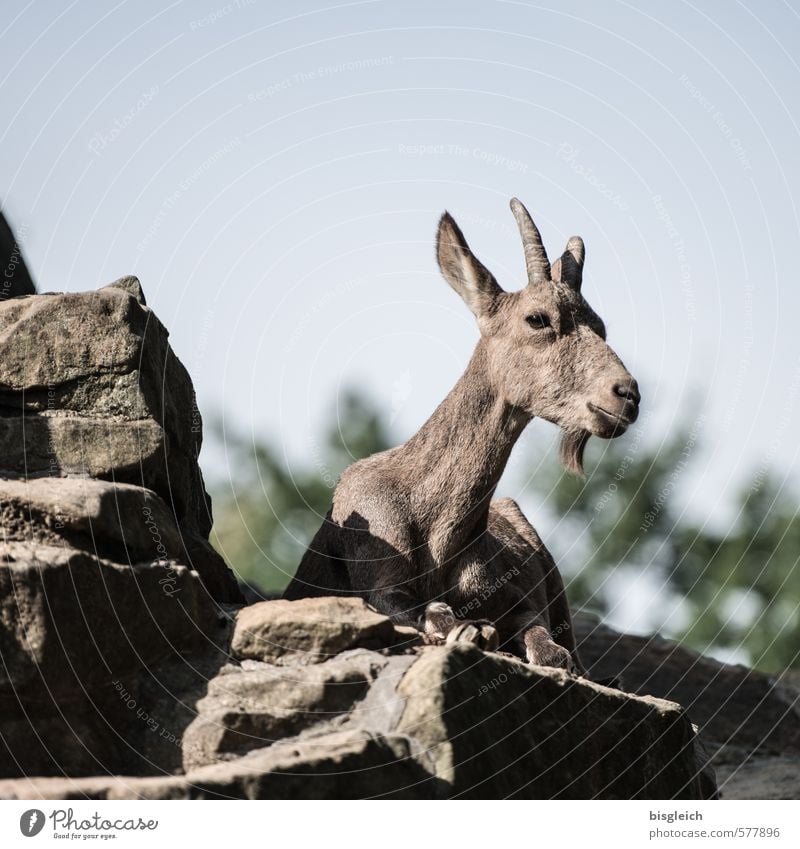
[0,279,240,603]
[396,644,712,799]
[0,279,241,778]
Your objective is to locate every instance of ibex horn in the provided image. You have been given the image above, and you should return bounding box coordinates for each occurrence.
[510,197,550,284]
[552,236,585,291]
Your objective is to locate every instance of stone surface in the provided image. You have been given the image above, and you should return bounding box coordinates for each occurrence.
[0,475,235,604]
[0,731,435,800]
[397,643,714,799]
[0,625,716,799]
[574,613,800,799]
[231,597,397,665]
[0,280,241,603]
[0,541,221,696]
[0,279,242,779]
[573,615,800,755]
[182,651,388,770]
[0,477,183,560]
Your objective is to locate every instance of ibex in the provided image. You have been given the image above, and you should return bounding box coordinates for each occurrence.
[284,198,640,670]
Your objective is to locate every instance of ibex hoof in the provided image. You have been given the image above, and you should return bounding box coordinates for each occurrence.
[445,619,500,652]
[423,601,457,642]
[527,641,574,671]
[524,625,575,671]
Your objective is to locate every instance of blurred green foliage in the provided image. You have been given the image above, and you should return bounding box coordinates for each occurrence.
[674,480,800,673]
[209,390,799,672]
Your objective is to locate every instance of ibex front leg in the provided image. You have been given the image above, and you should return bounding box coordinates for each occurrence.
[350,539,499,651]
[424,601,499,652]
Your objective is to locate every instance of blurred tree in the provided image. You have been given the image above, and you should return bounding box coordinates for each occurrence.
[674,478,800,673]
[209,390,392,596]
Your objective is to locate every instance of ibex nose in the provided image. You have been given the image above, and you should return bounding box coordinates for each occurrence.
[613,379,641,406]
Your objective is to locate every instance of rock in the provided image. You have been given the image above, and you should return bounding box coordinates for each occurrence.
[0,731,436,800]
[0,709,124,780]
[0,477,183,561]
[106,275,146,304]
[231,597,396,665]
[0,541,220,697]
[574,614,800,799]
[396,643,714,799]
[573,615,800,756]
[0,278,242,779]
[182,651,388,770]
[0,287,146,390]
[0,281,241,603]
[0,636,715,800]
[0,475,235,607]
[0,545,721,799]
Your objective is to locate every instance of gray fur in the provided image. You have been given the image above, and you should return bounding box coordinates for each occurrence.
[284,198,640,670]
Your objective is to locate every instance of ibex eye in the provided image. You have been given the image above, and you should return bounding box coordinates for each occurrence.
[526,313,551,330]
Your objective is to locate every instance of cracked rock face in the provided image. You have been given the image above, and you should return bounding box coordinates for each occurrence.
[573,614,800,800]
[0,279,241,779]
[0,277,241,602]
[0,279,240,604]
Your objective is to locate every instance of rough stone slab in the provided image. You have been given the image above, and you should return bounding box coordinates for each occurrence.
[396,643,715,799]
[0,541,222,696]
[574,614,800,755]
[0,730,437,800]
[0,476,237,602]
[182,651,388,770]
[0,414,163,478]
[0,283,221,551]
[231,597,396,665]
[0,477,182,559]
[0,288,145,390]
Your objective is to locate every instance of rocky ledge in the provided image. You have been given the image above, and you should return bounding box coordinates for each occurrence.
[1,597,715,799]
[0,280,795,799]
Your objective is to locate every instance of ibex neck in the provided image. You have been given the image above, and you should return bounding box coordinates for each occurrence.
[402,342,530,562]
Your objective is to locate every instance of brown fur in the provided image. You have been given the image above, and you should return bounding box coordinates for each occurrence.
[284,199,639,670]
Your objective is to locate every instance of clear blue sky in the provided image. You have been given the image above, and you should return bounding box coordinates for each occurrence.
[3,0,799,547]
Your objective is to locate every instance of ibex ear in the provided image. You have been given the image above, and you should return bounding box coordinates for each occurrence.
[551,236,585,291]
[436,212,503,319]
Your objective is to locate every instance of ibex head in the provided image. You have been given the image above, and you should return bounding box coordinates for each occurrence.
[436,197,640,474]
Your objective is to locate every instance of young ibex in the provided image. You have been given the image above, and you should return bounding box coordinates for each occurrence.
[284,198,640,670]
